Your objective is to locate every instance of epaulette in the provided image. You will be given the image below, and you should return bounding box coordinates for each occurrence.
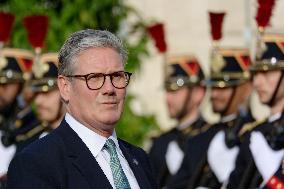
[238,119,266,137]
[148,128,165,139]
[182,123,212,137]
[15,122,48,142]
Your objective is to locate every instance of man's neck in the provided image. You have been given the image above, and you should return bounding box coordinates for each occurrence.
[178,109,199,130]
[50,116,64,130]
[66,111,114,138]
[270,97,284,116]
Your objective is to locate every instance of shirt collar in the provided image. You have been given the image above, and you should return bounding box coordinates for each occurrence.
[65,113,118,158]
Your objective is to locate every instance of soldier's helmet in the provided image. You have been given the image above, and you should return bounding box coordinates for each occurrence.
[165,55,205,91]
[0,48,34,84]
[206,47,251,88]
[30,53,58,92]
[250,33,284,72]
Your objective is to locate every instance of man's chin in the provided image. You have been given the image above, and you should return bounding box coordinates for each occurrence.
[101,114,121,125]
[258,96,270,105]
[212,107,224,114]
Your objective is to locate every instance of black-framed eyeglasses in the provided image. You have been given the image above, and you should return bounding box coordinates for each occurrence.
[65,71,132,90]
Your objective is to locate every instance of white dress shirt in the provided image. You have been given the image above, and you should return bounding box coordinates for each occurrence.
[65,113,140,189]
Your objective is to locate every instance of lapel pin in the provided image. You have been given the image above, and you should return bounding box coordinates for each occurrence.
[133,159,139,165]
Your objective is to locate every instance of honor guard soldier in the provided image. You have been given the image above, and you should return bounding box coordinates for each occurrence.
[29,53,64,135]
[167,12,255,189]
[148,54,208,188]
[0,48,35,187]
[1,14,51,154]
[11,53,63,149]
[228,33,284,189]
[228,0,284,187]
[0,48,35,189]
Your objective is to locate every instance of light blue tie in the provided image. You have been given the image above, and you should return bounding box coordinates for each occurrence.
[104,139,131,189]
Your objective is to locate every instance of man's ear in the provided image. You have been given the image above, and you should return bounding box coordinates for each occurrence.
[57,75,70,103]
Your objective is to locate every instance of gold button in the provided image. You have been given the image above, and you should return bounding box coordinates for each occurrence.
[277,183,282,189]
[15,120,22,128]
[271,178,276,184]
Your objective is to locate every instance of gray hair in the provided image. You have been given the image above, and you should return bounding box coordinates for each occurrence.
[58,29,128,75]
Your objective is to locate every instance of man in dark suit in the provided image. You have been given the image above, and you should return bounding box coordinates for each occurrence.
[7,29,157,189]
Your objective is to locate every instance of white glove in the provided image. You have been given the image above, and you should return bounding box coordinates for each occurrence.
[165,141,184,175]
[207,131,239,183]
[250,131,284,183]
[0,131,16,176]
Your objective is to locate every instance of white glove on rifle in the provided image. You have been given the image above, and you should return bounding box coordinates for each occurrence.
[207,131,239,183]
[165,140,184,175]
[250,131,284,183]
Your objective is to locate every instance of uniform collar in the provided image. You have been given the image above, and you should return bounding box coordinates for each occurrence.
[220,113,237,123]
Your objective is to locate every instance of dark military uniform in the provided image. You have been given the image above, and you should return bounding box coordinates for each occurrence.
[148,55,208,188]
[149,117,209,187]
[1,106,41,153]
[227,33,284,189]
[228,113,284,189]
[166,109,254,189]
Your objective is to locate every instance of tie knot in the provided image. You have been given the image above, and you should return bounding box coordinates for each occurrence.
[104,139,116,152]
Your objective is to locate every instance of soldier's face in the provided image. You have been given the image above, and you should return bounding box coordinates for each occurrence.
[166,87,192,119]
[0,83,21,111]
[211,87,234,113]
[34,89,62,123]
[253,70,284,105]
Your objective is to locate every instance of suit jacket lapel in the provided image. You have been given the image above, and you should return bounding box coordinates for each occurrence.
[56,120,113,189]
[119,140,152,189]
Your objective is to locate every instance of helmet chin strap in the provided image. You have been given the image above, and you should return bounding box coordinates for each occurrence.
[177,87,193,121]
[220,86,236,117]
[267,71,284,107]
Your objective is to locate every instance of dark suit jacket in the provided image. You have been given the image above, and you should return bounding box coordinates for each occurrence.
[7,119,158,189]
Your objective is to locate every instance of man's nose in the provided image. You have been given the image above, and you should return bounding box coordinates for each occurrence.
[102,76,115,93]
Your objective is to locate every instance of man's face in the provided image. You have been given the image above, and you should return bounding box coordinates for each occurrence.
[253,70,284,105]
[166,87,191,119]
[61,47,126,133]
[34,89,61,123]
[211,87,234,113]
[0,83,21,111]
